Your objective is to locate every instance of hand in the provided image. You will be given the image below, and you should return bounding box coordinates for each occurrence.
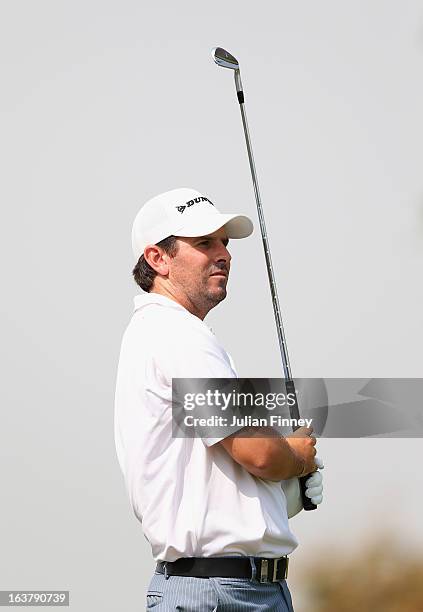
[281,455,324,518]
[304,456,324,505]
[285,426,317,477]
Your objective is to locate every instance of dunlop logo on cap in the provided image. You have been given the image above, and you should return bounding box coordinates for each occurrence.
[176,197,214,214]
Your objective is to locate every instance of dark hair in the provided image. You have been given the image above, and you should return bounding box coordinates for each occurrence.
[132,236,178,292]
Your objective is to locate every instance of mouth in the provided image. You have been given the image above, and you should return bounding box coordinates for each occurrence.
[210,272,228,278]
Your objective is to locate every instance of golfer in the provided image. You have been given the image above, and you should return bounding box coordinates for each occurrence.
[114,187,323,611]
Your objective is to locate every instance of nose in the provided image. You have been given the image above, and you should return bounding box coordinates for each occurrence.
[216,241,231,265]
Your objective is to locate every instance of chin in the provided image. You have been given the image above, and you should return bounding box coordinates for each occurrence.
[212,288,227,303]
[204,285,226,303]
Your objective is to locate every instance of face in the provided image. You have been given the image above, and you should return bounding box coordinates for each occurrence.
[167,227,231,318]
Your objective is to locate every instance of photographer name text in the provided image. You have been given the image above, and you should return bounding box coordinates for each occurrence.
[184,415,313,428]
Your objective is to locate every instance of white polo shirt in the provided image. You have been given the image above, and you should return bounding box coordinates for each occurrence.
[114,293,298,561]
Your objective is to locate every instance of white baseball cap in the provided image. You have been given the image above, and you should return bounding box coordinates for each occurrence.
[131,187,254,261]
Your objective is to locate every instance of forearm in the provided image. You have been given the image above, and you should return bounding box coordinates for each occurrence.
[219,426,313,482]
[252,437,304,481]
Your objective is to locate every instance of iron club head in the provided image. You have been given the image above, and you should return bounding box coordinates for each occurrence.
[211,47,239,70]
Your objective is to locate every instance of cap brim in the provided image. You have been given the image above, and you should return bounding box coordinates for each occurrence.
[174,213,254,240]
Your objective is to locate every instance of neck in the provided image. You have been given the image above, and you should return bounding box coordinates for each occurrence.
[150,283,208,320]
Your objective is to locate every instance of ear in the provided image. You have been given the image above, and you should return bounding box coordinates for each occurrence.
[144,245,170,276]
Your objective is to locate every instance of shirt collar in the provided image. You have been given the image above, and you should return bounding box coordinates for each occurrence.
[132,292,215,334]
[133,292,192,314]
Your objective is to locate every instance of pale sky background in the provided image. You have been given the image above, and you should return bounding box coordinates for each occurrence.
[1,1,422,610]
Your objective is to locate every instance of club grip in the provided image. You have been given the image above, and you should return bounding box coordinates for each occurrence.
[299,474,317,511]
[284,379,317,511]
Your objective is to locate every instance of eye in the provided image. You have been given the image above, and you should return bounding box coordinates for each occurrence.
[198,240,210,246]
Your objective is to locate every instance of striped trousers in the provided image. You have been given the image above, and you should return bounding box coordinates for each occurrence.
[146,570,295,611]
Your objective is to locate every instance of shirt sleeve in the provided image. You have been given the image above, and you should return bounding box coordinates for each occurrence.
[153,312,241,446]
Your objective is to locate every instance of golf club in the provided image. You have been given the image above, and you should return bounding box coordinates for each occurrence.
[212,46,317,511]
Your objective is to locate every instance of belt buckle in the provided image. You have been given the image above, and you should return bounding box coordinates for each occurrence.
[272,556,289,582]
[259,556,289,583]
[259,559,269,583]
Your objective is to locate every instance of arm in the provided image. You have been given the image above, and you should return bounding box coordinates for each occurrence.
[218,426,317,481]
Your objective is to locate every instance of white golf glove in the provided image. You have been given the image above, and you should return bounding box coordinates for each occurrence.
[281,457,324,519]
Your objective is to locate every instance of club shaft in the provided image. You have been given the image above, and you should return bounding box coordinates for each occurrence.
[235,74,295,392]
[229,61,316,509]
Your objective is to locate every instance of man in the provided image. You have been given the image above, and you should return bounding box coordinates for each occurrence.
[114,187,323,611]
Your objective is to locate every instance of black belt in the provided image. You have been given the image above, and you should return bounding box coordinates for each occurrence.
[156,556,289,583]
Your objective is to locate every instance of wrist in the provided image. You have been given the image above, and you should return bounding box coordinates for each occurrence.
[292,452,307,478]
[298,459,308,478]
